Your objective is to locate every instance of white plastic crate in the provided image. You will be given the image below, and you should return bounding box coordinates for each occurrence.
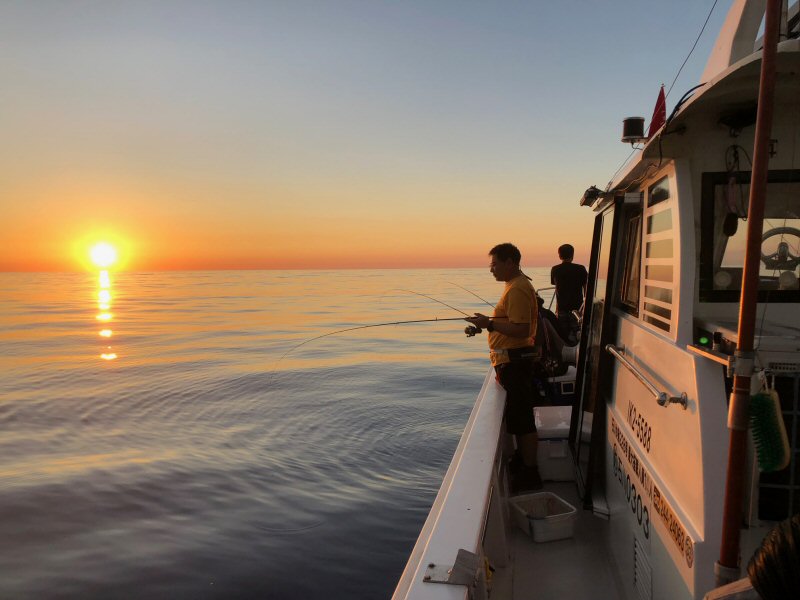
[534,405,571,439]
[534,406,574,482]
[509,492,577,542]
[537,439,573,481]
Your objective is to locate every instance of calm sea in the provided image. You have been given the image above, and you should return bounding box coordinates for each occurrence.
[0,268,553,599]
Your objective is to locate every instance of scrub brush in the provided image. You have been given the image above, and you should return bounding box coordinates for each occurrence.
[750,388,790,473]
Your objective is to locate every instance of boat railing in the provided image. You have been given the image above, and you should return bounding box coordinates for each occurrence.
[605,344,688,409]
[392,368,507,600]
[537,285,556,311]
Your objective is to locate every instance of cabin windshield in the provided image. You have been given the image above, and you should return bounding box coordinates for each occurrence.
[701,171,800,302]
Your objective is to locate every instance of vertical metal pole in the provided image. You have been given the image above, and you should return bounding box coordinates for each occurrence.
[716,0,781,585]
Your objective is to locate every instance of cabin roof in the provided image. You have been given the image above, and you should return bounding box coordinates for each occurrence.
[607,39,800,196]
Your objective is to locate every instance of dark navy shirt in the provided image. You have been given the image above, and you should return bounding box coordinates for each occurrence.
[550,262,588,315]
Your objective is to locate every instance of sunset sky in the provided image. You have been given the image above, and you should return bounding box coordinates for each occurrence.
[1,1,727,271]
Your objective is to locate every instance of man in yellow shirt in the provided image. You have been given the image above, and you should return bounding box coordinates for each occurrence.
[466,243,542,492]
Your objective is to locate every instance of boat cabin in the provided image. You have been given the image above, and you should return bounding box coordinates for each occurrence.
[395,3,799,599]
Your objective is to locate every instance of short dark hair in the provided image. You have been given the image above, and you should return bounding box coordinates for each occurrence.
[558,244,574,260]
[489,243,521,264]
[748,513,800,600]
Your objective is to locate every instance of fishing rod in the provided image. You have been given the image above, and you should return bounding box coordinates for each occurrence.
[385,287,479,335]
[394,287,504,336]
[442,282,504,337]
[274,315,506,368]
[268,288,506,380]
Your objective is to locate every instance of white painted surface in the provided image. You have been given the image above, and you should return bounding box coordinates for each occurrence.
[393,368,505,600]
[701,0,766,83]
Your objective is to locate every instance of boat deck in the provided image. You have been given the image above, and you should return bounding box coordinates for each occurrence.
[494,481,626,600]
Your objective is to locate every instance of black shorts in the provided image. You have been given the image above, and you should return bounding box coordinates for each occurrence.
[495,358,545,436]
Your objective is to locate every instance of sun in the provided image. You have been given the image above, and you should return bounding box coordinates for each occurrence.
[90,242,118,268]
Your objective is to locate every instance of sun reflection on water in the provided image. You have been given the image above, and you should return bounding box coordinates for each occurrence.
[94,266,117,361]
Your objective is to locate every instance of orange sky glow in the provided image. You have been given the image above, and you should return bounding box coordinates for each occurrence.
[2,3,722,273]
[1,173,593,272]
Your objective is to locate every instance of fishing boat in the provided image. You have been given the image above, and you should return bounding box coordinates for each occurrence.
[394,1,800,598]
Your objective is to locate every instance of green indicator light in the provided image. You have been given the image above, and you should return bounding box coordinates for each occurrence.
[699,336,710,345]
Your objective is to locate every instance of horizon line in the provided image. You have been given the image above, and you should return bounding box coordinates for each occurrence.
[0,263,560,274]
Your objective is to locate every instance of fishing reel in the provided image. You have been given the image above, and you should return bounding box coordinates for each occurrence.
[464,325,482,337]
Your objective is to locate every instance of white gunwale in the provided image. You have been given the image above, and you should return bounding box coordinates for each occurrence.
[393,368,505,600]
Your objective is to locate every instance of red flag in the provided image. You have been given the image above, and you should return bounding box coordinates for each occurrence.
[647,85,666,137]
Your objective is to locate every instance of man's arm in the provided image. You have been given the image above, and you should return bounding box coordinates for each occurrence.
[491,318,530,339]
[465,287,532,339]
[465,313,529,338]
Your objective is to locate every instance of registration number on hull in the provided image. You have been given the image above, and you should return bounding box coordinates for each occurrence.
[609,415,695,573]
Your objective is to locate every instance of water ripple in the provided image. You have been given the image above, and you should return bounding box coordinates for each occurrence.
[0,269,553,598]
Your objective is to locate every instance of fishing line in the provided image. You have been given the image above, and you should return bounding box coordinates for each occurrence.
[279,317,471,360]
[448,280,551,309]
[392,289,470,316]
[267,314,509,385]
[447,281,494,308]
[267,286,510,387]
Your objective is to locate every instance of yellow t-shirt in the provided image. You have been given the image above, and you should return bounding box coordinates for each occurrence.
[488,274,538,366]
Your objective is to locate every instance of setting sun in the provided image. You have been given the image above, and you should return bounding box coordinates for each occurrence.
[90,243,118,268]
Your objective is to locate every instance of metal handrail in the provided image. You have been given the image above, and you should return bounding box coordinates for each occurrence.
[605,344,688,409]
[536,285,556,311]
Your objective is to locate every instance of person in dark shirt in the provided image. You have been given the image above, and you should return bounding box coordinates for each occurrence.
[550,244,587,343]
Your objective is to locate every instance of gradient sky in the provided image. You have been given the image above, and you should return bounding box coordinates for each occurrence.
[0,1,729,271]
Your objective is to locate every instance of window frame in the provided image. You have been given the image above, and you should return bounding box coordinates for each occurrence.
[700,169,800,303]
[617,195,643,316]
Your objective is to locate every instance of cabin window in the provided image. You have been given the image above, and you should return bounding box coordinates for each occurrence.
[618,197,643,315]
[648,177,670,207]
[647,211,672,233]
[641,177,674,333]
[700,170,800,302]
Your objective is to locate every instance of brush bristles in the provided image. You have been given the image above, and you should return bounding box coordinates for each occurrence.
[750,391,791,473]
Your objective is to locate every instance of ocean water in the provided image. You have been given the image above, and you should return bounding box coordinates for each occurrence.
[0,268,553,599]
